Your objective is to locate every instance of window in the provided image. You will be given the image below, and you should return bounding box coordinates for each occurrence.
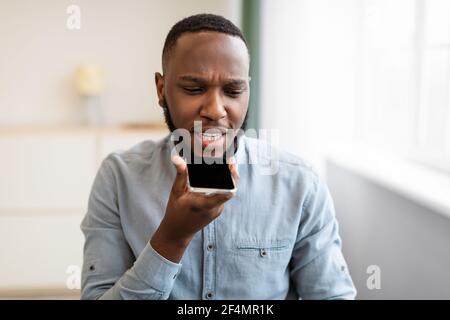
[357,0,450,173]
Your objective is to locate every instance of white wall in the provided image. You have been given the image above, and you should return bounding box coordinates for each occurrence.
[327,161,450,299]
[0,0,241,126]
[260,0,357,172]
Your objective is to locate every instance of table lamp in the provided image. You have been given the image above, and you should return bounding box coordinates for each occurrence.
[75,64,105,127]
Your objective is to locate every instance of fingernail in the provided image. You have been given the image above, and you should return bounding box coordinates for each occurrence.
[171,155,184,166]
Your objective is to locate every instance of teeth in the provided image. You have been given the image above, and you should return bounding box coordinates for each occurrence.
[201,133,222,141]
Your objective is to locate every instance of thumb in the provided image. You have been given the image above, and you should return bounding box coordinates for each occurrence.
[227,156,240,186]
[171,155,188,195]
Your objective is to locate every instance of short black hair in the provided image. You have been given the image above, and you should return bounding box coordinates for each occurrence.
[162,13,248,72]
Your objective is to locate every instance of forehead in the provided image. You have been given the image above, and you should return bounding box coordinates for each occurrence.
[165,31,249,79]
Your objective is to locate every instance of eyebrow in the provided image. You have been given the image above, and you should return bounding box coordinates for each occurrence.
[178,75,249,86]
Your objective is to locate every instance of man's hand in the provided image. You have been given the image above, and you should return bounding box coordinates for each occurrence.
[150,155,239,263]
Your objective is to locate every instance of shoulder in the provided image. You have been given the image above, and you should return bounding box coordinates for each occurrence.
[242,136,331,216]
[101,134,170,174]
[241,136,321,183]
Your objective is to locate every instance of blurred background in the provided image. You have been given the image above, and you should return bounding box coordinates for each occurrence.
[0,0,449,299]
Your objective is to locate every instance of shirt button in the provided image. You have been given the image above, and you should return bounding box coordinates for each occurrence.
[205,292,214,299]
[260,249,267,257]
[207,244,215,251]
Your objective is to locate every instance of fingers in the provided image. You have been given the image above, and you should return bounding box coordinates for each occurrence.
[228,156,240,186]
[188,191,234,211]
[171,155,187,195]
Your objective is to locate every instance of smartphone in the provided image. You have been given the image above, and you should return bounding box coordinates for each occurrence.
[186,158,236,195]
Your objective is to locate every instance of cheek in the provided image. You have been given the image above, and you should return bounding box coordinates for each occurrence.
[167,93,200,127]
[227,97,249,125]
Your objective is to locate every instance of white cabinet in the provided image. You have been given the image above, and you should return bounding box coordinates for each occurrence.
[0,214,85,290]
[99,129,168,164]
[0,127,168,297]
[0,133,96,210]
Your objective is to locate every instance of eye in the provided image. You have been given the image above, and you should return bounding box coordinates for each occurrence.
[224,88,245,98]
[182,86,204,95]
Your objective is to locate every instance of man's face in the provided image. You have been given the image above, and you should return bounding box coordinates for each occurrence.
[155,31,250,156]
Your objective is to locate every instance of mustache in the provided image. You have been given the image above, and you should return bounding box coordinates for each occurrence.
[189,125,231,134]
[162,97,249,133]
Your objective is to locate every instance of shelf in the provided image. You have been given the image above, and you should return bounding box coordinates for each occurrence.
[0,124,169,136]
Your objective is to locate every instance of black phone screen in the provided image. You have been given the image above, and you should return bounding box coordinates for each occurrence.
[187,160,235,190]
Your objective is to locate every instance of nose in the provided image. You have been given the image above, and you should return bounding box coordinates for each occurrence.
[199,90,227,121]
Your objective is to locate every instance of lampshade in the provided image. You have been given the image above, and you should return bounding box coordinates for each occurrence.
[75,64,105,96]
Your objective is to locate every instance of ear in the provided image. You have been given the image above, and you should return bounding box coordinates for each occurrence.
[155,72,165,108]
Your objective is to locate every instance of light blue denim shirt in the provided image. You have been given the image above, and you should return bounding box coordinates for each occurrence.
[80,134,356,300]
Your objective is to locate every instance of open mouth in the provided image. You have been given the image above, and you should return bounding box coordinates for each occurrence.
[200,132,224,141]
[189,126,231,152]
[194,131,226,149]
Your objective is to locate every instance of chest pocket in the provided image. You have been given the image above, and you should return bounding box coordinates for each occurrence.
[236,240,290,258]
[230,238,293,291]
[227,239,293,298]
[233,239,292,261]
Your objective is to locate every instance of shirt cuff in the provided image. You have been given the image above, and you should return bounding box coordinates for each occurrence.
[132,242,182,293]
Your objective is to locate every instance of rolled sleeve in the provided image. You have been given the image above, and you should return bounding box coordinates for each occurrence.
[132,243,182,293]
